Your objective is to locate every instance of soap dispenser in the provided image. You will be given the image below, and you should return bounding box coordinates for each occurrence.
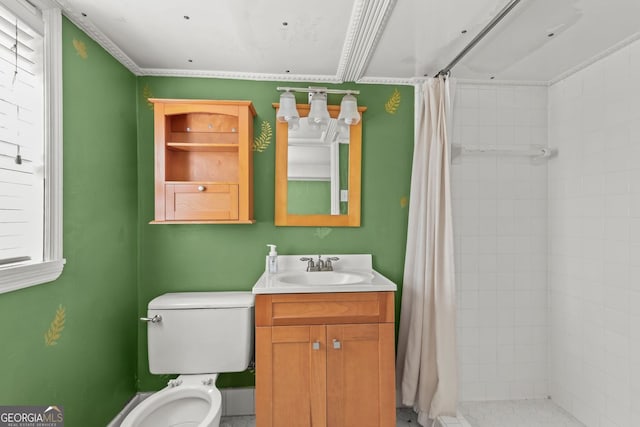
[266,244,278,274]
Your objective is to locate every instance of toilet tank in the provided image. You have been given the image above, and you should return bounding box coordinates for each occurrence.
[146,292,255,374]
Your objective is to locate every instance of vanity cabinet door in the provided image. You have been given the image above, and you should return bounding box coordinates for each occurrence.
[326,323,396,427]
[256,325,327,427]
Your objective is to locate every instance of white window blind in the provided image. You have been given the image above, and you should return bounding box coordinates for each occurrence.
[0,0,63,294]
[0,1,44,267]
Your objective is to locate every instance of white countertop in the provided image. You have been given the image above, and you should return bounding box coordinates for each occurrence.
[252,254,397,294]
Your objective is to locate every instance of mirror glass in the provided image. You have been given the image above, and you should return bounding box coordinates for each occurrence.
[286,117,349,216]
[274,103,364,227]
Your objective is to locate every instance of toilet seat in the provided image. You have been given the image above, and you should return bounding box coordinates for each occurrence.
[121,374,222,427]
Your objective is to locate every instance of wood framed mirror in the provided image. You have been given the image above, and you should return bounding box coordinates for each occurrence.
[273,103,366,226]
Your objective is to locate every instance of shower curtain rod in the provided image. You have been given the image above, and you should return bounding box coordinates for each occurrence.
[436,0,523,77]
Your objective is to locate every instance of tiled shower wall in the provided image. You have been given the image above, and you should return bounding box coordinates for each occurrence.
[451,83,548,401]
[547,38,640,426]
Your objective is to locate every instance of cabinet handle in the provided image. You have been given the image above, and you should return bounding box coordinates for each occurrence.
[332,339,341,350]
[312,341,320,351]
[197,185,206,192]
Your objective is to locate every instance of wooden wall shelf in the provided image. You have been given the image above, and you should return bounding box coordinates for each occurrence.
[150,99,256,224]
[166,143,239,152]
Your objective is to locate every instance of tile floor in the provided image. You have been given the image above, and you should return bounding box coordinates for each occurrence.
[220,408,421,427]
[458,399,586,427]
[220,399,584,427]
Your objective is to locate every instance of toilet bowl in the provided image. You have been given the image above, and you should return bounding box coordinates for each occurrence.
[121,374,222,427]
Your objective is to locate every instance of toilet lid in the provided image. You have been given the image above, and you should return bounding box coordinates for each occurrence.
[149,292,254,309]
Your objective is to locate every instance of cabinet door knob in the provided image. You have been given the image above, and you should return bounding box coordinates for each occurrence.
[312,341,320,351]
[332,339,341,350]
[197,185,206,192]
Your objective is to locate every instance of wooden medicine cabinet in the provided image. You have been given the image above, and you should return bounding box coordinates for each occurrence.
[150,99,256,224]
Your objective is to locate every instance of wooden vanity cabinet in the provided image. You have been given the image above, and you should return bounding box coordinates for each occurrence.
[150,99,256,224]
[255,292,396,427]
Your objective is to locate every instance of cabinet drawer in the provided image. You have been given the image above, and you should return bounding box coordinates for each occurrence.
[165,183,238,221]
[255,292,394,326]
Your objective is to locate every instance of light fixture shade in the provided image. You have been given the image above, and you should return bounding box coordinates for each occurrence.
[336,120,350,141]
[287,116,300,130]
[307,92,330,129]
[276,92,299,123]
[337,94,360,125]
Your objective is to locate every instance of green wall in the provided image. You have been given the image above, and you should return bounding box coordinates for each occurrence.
[136,78,414,390]
[0,19,138,425]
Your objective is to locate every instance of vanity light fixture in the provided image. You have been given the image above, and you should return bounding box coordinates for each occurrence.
[307,92,330,129]
[276,91,300,130]
[337,93,360,126]
[276,86,361,130]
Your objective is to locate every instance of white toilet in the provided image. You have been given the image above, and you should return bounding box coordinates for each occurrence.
[121,291,255,427]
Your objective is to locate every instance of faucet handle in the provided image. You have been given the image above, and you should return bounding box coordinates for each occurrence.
[325,257,339,271]
[300,257,315,272]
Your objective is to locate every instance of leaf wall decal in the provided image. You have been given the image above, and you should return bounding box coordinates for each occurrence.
[253,121,272,152]
[44,305,66,346]
[314,227,332,239]
[142,84,154,110]
[72,38,87,59]
[385,88,401,114]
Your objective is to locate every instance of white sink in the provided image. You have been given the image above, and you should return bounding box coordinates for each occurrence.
[252,254,397,294]
[276,270,374,286]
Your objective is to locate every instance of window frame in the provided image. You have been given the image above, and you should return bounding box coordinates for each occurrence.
[0,0,64,294]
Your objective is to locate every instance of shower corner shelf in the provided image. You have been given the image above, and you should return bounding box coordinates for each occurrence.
[451,144,553,163]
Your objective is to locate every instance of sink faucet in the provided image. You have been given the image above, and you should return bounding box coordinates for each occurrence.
[300,255,340,272]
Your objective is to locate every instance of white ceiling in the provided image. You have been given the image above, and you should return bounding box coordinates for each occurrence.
[56,0,640,84]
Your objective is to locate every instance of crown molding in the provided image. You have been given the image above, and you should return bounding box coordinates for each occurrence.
[140,68,342,83]
[356,75,416,86]
[549,31,640,86]
[337,0,397,82]
[54,0,142,75]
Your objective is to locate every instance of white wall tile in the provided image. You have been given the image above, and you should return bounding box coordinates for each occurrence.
[454,82,548,401]
[548,37,640,427]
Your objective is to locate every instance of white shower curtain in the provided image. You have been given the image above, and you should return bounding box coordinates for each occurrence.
[396,77,457,426]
